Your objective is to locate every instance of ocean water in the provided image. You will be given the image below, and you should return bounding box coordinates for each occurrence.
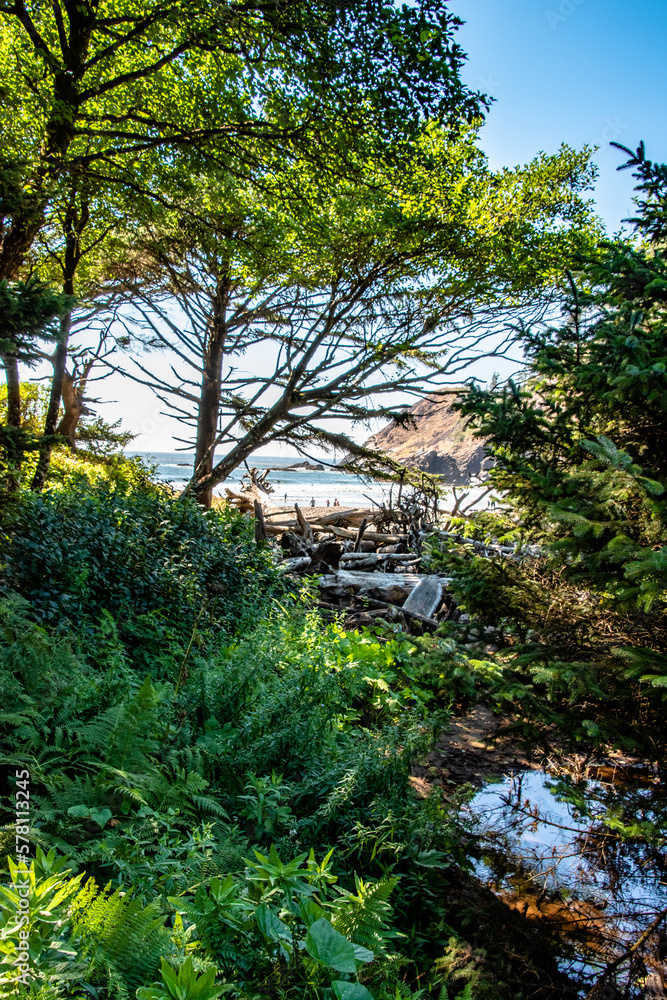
[127,452,388,508]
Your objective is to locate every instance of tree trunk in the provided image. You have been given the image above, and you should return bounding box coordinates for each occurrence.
[1,352,22,490]
[31,310,72,489]
[32,185,89,490]
[2,354,21,427]
[193,278,230,508]
[0,34,88,281]
[56,368,93,448]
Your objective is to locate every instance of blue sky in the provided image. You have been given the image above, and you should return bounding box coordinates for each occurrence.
[449,0,667,232]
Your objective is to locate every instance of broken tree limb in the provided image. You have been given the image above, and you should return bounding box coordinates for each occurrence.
[225,483,282,516]
[294,503,315,543]
[340,552,419,566]
[311,524,406,544]
[353,518,369,552]
[281,556,313,572]
[253,500,267,542]
[355,595,440,629]
[256,522,284,536]
[318,569,423,603]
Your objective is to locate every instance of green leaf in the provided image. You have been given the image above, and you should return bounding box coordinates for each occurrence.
[89,808,112,828]
[352,943,374,964]
[255,904,291,943]
[331,982,375,1000]
[305,917,357,972]
[299,897,326,927]
[67,804,91,818]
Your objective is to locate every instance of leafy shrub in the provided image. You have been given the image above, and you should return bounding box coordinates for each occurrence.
[0,479,286,669]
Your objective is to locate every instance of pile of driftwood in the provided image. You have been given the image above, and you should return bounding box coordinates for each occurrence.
[224,468,457,634]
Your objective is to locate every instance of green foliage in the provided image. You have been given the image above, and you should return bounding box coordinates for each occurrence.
[0,849,84,988]
[330,875,398,955]
[0,479,286,660]
[170,845,380,993]
[0,849,172,996]
[422,144,667,757]
[455,149,667,613]
[70,877,169,993]
[137,957,223,1000]
[237,772,293,840]
[0,383,51,433]
[0,467,500,998]
[0,278,69,360]
[72,417,136,458]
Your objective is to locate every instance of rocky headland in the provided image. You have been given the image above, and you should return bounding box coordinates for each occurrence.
[362,392,489,484]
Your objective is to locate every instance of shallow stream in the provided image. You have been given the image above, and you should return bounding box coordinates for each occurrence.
[460,768,667,997]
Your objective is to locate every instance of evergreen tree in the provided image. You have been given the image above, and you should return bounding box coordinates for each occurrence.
[456,143,667,615]
[435,144,667,751]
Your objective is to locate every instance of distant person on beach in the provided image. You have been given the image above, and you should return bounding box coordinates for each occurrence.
[310,497,315,507]
[284,494,287,504]
[326,499,330,507]
[333,498,340,507]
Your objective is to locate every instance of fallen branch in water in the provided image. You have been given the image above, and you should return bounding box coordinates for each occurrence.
[584,904,667,999]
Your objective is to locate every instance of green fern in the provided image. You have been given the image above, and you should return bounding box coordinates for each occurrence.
[198,838,247,880]
[70,877,169,992]
[330,875,397,955]
[173,875,254,974]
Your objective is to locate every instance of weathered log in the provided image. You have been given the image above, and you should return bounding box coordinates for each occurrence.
[311,524,405,544]
[402,576,444,619]
[263,507,376,531]
[281,556,313,572]
[258,522,285,536]
[340,552,418,565]
[224,486,254,512]
[280,530,310,557]
[318,569,423,603]
[225,483,282,516]
[352,595,440,629]
[317,595,439,631]
[310,540,343,572]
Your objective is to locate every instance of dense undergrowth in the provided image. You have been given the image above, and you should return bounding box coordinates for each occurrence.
[0,463,501,1000]
[2,445,665,999]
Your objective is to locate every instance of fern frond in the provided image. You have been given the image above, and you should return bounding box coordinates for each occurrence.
[71,877,169,991]
[331,875,397,955]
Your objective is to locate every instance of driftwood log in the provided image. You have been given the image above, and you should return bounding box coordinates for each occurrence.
[402,576,444,619]
[318,570,425,604]
[222,473,460,632]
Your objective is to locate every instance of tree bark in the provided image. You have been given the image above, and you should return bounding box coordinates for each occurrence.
[31,310,72,489]
[55,367,93,448]
[193,277,230,508]
[3,355,21,427]
[32,188,88,490]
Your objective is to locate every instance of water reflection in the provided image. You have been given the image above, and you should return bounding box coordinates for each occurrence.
[460,769,667,997]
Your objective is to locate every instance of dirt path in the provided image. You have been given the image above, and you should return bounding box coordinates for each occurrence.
[410,705,545,799]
